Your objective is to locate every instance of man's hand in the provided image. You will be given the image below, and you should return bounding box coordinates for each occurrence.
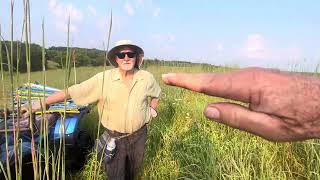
[162,67,320,142]
[150,98,159,118]
[21,100,46,118]
[150,107,157,118]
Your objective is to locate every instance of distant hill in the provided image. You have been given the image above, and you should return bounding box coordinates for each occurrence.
[1,41,219,72]
[47,46,109,67]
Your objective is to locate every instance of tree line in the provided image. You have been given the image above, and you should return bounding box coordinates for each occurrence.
[0,41,44,72]
[1,41,217,72]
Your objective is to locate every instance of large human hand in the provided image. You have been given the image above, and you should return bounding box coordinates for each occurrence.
[162,67,320,142]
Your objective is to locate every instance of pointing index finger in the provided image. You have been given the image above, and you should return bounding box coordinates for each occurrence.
[161,69,259,103]
[162,73,211,92]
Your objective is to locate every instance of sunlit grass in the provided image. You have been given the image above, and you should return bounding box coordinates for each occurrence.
[1,0,320,179]
[2,49,320,180]
[4,66,318,179]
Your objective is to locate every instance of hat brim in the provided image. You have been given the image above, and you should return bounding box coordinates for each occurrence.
[107,44,144,68]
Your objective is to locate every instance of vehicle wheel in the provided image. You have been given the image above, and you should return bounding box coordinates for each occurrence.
[79,130,93,151]
[70,129,93,170]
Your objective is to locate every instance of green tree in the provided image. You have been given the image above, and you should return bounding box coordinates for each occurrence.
[1,41,45,72]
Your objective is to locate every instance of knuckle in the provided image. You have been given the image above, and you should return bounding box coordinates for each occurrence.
[198,83,207,93]
[199,74,218,93]
[305,126,320,139]
[280,126,310,142]
[229,108,241,128]
[249,89,263,110]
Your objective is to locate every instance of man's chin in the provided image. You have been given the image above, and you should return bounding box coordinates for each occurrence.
[120,65,134,71]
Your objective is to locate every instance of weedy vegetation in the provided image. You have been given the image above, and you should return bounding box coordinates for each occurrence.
[0,1,320,180]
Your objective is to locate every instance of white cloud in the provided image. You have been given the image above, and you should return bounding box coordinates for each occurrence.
[153,8,160,17]
[277,46,302,60]
[95,14,126,39]
[137,0,145,5]
[243,33,268,59]
[48,0,83,33]
[217,44,224,52]
[168,33,176,42]
[288,47,302,60]
[148,33,177,58]
[124,0,158,17]
[136,0,153,6]
[125,2,135,16]
[55,21,78,33]
[87,5,97,16]
[150,33,176,43]
[96,17,108,30]
[241,34,305,65]
[48,0,56,9]
[162,44,176,52]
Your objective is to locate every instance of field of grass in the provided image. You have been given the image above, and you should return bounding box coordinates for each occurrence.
[2,65,320,179]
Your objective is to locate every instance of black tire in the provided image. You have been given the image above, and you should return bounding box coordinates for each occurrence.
[67,129,93,170]
[77,129,93,154]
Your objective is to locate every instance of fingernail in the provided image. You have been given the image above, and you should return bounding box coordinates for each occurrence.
[204,107,220,119]
[162,73,175,83]
[161,73,175,79]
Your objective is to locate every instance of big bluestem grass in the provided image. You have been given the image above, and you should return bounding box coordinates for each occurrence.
[0,22,12,180]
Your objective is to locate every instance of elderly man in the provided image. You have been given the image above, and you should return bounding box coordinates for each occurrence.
[23,40,161,179]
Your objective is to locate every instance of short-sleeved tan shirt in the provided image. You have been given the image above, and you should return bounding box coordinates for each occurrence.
[68,68,161,133]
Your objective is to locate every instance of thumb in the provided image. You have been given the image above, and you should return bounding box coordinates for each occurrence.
[20,105,30,118]
[22,111,30,119]
[204,102,289,142]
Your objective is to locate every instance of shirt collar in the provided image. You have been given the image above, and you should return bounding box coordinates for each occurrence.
[111,68,144,82]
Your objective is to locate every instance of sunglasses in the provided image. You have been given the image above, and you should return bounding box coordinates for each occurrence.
[115,52,136,59]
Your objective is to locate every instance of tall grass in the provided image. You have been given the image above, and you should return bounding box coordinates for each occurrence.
[3,63,320,179]
[1,1,320,180]
[140,66,320,179]
[39,18,50,180]
[23,0,41,179]
[83,11,113,180]
[0,20,13,180]
[13,65,319,179]
[1,1,81,179]
[0,1,114,179]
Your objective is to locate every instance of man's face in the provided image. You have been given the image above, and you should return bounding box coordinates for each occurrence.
[115,46,137,71]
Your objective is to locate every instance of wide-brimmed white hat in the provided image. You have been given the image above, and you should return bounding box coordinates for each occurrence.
[107,40,144,68]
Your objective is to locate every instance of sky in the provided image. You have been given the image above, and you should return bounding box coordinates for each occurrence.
[1,0,320,71]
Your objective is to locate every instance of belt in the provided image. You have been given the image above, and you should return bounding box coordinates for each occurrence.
[105,125,147,139]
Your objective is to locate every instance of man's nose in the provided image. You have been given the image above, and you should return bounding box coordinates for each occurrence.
[124,54,130,61]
